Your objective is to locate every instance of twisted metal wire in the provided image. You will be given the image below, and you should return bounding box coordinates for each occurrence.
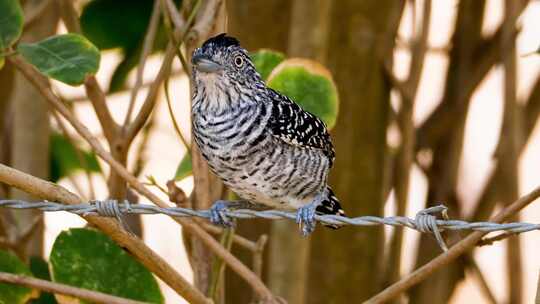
[1,199,539,251]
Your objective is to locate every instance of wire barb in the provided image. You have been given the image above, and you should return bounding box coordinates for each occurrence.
[0,200,539,249]
[414,204,449,251]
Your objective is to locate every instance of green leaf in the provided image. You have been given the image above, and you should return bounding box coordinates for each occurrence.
[251,49,285,81]
[174,152,192,181]
[250,49,285,81]
[50,228,164,304]
[29,257,57,304]
[80,0,180,92]
[81,0,155,50]
[0,0,23,50]
[267,59,339,129]
[0,250,35,304]
[17,34,100,86]
[50,133,100,182]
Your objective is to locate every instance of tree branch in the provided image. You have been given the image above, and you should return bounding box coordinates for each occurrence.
[415,2,526,151]
[0,271,147,304]
[122,0,162,128]
[8,56,275,301]
[465,254,497,304]
[0,163,210,304]
[385,0,431,287]
[364,183,540,303]
[58,0,119,143]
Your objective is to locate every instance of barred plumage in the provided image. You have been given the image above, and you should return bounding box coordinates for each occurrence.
[191,33,345,234]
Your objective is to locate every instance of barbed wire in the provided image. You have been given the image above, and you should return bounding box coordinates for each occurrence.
[1,199,539,251]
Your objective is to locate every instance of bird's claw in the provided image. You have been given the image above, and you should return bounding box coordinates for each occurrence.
[296,203,318,236]
[209,200,235,228]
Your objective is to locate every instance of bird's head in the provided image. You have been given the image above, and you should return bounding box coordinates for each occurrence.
[191,33,262,88]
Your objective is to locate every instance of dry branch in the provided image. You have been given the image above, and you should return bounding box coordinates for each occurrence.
[58,0,120,142]
[364,183,540,303]
[122,0,162,128]
[500,1,523,302]
[8,56,275,301]
[465,255,497,304]
[386,0,431,287]
[0,271,147,304]
[0,163,210,304]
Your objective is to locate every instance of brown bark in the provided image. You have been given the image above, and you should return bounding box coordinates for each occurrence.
[500,1,523,302]
[9,0,59,260]
[409,1,486,303]
[0,60,15,238]
[267,1,331,303]
[307,1,404,303]
[385,1,431,292]
[226,0,291,52]
[187,0,227,294]
[225,1,292,303]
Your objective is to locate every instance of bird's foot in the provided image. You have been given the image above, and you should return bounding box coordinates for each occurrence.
[209,200,235,228]
[296,202,319,236]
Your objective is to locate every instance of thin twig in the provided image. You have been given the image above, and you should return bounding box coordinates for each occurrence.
[133,111,157,178]
[162,0,186,29]
[144,175,169,196]
[501,1,523,302]
[385,0,431,287]
[125,0,201,144]
[186,0,223,47]
[198,221,259,252]
[67,70,185,103]
[0,272,147,304]
[122,0,162,129]
[477,232,516,246]
[465,254,498,304]
[0,163,210,304]
[364,183,540,303]
[8,56,275,301]
[253,235,268,278]
[58,0,119,143]
[162,0,196,79]
[164,77,190,148]
[209,227,235,301]
[51,111,96,200]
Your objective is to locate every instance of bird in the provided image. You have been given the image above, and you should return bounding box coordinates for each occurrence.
[190,33,345,235]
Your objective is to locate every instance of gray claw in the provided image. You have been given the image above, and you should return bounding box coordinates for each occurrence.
[210,200,235,227]
[296,203,317,236]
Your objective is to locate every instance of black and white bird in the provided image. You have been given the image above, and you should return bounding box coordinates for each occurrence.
[191,33,345,235]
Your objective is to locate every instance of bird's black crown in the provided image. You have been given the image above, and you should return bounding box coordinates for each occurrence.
[202,33,240,49]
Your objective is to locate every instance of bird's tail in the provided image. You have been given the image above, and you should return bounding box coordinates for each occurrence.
[316,186,346,229]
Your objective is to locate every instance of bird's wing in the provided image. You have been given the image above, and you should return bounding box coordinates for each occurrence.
[267,89,335,166]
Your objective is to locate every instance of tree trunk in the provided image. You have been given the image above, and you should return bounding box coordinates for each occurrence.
[225,1,291,303]
[307,1,403,303]
[9,0,59,260]
[267,1,331,303]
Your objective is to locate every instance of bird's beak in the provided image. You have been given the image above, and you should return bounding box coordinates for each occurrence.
[192,54,222,73]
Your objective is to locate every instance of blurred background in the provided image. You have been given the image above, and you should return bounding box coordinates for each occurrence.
[1,0,540,303]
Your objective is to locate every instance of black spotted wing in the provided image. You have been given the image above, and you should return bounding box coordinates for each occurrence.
[267,89,335,166]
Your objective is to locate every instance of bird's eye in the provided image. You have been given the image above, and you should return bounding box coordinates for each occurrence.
[234,56,244,67]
